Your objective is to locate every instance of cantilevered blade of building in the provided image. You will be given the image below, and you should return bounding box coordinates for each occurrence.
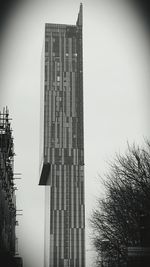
[39,4,85,267]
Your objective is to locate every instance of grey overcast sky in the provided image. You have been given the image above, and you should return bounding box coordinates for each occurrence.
[0,0,150,267]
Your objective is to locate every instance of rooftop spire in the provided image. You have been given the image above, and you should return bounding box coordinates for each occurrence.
[76,3,83,26]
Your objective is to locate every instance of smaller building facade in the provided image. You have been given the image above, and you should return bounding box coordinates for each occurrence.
[0,107,23,267]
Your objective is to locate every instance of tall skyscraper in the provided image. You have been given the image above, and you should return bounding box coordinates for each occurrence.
[39,4,85,267]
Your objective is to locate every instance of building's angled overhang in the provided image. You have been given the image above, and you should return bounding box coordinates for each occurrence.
[39,162,50,185]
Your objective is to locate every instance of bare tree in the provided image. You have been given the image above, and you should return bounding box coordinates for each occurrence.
[91,141,150,266]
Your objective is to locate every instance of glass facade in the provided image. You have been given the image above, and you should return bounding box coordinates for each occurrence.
[39,4,85,267]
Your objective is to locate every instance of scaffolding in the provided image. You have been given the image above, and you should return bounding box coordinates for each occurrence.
[0,107,16,256]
